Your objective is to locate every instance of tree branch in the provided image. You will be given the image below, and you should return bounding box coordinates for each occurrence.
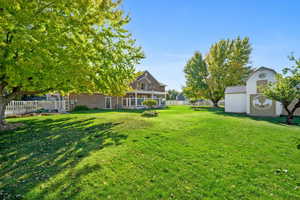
[18,88,53,95]
[6,32,10,43]
[291,99,300,114]
[0,81,8,94]
[284,105,291,115]
[3,87,53,101]
[5,86,21,101]
[35,0,57,15]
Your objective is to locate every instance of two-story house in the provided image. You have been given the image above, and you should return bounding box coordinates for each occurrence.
[67,71,167,109]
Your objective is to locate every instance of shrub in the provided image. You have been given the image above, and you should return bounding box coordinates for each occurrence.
[35,108,49,113]
[141,111,159,117]
[142,99,157,108]
[72,105,90,111]
[189,99,197,105]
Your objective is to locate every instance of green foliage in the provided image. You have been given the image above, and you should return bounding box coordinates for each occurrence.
[263,75,300,105]
[141,110,158,117]
[263,56,300,124]
[72,105,90,112]
[35,108,49,113]
[166,89,180,100]
[183,37,252,106]
[142,99,157,108]
[0,0,144,125]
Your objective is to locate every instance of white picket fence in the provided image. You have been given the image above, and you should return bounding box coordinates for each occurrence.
[5,100,67,116]
[166,100,224,106]
[166,100,190,105]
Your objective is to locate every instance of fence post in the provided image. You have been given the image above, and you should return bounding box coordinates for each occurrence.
[62,100,66,112]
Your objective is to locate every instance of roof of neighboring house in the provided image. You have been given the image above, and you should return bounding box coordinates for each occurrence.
[225,85,246,94]
[247,67,276,81]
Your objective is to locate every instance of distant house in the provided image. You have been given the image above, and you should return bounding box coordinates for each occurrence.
[176,93,186,101]
[68,71,167,109]
[225,67,300,116]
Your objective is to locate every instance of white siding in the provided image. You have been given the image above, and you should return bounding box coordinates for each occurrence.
[225,93,246,113]
[246,69,280,115]
[276,102,283,116]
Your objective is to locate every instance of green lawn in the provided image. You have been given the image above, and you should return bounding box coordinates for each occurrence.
[1,106,300,200]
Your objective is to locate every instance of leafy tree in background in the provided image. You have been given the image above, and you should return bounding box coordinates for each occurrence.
[166,89,180,100]
[183,37,252,107]
[263,56,300,124]
[0,0,144,127]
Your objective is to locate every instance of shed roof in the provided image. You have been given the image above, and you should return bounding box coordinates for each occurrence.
[247,67,276,81]
[225,85,246,94]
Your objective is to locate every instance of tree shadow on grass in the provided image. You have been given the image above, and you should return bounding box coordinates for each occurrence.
[191,106,300,126]
[0,117,127,199]
[71,106,170,114]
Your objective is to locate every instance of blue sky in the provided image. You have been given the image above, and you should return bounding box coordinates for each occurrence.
[122,0,300,90]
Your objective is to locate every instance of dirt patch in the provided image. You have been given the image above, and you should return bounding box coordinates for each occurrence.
[0,122,24,131]
[6,113,62,118]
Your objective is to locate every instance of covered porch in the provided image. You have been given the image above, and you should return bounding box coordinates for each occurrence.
[122,90,166,109]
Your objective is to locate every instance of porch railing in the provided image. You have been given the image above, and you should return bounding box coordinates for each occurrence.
[122,98,165,108]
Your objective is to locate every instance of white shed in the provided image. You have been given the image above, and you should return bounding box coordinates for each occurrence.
[225,67,283,116]
[225,86,246,113]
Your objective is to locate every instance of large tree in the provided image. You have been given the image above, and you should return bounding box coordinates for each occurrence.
[183,37,252,107]
[0,0,144,127]
[263,56,300,124]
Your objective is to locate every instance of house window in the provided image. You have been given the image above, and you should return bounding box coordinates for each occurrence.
[141,83,146,90]
[259,73,266,79]
[105,97,112,109]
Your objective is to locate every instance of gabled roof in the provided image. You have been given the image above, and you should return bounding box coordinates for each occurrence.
[158,82,167,86]
[225,85,246,94]
[247,67,276,81]
[136,70,167,86]
[225,67,277,94]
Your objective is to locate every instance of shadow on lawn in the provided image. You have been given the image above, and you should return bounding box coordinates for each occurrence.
[0,117,127,199]
[192,106,300,126]
[71,107,170,114]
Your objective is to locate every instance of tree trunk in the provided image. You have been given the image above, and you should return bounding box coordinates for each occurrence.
[283,104,296,125]
[212,100,219,108]
[287,113,294,125]
[0,97,8,127]
[0,83,20,128]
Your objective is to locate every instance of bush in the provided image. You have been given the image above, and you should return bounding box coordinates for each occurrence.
[35,108,49,113]
[141,111,159,117]
[142,99,157,108]
[189,99,197,105]
[72,105,90,111]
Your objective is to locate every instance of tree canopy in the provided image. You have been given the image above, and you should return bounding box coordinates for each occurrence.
[0,0,144,126]
[183,37,252,107]
[263,56,300,124]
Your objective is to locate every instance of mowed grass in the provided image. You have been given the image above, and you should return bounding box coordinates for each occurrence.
[1,106,300,200]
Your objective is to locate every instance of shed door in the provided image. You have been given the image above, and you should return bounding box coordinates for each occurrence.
[250,94,275,116]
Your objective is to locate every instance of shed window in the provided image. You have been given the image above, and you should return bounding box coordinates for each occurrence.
[257,80,268,93]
